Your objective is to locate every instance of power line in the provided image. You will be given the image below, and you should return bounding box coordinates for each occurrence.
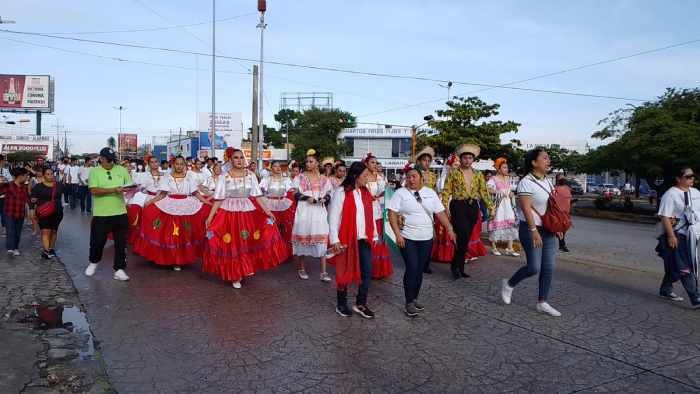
[1,37,251,76]
[359,38,700,118]
[0,29,651,102]
[35,12,256,35]
[131,0,250,72]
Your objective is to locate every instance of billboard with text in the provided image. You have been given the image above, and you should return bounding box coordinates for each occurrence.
[0,75,53,112]
[118,133,138,156]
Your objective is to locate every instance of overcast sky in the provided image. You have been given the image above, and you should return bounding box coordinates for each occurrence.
[1,0,699,154]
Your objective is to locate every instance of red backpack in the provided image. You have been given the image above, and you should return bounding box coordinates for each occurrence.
[530,176,572,233]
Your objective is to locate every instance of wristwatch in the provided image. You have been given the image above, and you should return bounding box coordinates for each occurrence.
[529,227,538,232]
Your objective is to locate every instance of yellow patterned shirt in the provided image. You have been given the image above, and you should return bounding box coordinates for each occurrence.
[440,167,493,210]
[423,170,437,190]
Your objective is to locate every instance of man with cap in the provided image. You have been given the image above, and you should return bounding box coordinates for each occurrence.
[440,144,493,279]
[84,147,134,281]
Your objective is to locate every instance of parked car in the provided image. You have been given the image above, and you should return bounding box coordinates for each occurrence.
[566,180,584,195]
[600,184,621,196]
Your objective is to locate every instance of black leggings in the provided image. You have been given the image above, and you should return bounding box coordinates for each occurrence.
[449,200,480,275]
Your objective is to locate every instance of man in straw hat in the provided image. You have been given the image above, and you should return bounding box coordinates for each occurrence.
[440,144,493,280]
[415,146,437,190]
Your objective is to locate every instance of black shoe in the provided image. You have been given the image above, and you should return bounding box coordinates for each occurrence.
[41,250,51,260]
[336,305,352,317]
[423,267,433,274]
[413,301,425,311]
[405,303,419,317]
[460,272,471,278]
[353,304,375,319]
[559,246,570,253]
[691,299,700,309]
[659,292,684,302]
[48,249,56,258]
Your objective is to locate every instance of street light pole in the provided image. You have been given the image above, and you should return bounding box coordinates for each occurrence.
[210,0,216,158]
[257,0,267,169]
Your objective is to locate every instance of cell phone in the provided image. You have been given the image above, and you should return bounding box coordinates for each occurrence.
[121,184,138,190]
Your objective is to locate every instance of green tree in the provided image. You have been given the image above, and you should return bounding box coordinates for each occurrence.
[587,88,700,196]
[275,108,355,164]
[107,136,116,150]
[247,125,285,148]
[417,96,520,160]
[6,151,42,163]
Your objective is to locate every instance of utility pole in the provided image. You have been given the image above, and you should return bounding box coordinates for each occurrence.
[64,128,69,157]
[36,110,42,135]
[210,0,216,158]
[178,127,183,157]
[257,0,267,168]
[251,65,259,164]
[51,119,62,160]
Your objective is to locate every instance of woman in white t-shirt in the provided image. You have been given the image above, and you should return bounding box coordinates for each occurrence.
[500,148,562,317]
[388,164,455,317]
[656,166,700,307]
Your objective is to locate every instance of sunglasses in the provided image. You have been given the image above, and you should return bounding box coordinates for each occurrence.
[107,171,112,180]
[684,174,695,179]
[413,191,422,203]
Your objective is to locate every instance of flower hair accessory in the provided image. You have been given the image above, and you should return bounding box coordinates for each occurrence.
[363,152,376,164]
[306,148,317,157]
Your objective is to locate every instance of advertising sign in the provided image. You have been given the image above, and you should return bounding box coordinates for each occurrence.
[242,149,272,159]
[1,143,49,155]
[118,133,138,156]
[0,75,52,112]
[198,131,228,150]
[198,112,242,149]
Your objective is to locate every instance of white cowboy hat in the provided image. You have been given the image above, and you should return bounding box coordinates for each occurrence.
[455,144,480,159]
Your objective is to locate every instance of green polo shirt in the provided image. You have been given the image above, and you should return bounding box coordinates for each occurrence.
[88,164,132,217]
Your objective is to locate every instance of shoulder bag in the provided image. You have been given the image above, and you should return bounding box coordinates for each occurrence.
[36,184,58,219]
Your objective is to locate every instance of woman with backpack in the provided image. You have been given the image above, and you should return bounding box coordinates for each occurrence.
[500,147,564,317]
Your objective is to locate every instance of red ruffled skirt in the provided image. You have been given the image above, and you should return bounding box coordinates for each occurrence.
[268,194,296,255]
[371,219,393,279]
[432,211,487,263]
[126,204,141,245]
[132,197,209,266]
[202,199,290,283]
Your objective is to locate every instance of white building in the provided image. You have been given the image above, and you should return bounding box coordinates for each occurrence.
[0,134,54,159]
[339,128,424,178]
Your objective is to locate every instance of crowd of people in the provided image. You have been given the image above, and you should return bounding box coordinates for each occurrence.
[4,143,699,318]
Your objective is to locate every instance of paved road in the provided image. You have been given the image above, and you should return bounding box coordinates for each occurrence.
[55,210,700,393]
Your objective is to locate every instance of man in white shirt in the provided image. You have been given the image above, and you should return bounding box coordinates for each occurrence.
[78,158,94,214]
[67,158,81,209]
[58,157,71,206]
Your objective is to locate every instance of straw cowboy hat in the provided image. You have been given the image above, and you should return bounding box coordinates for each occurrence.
[321,157,335,167]
[415,146,435,161]
[455,143,480,158]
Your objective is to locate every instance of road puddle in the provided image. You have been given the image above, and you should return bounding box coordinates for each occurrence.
[35,304,95,359]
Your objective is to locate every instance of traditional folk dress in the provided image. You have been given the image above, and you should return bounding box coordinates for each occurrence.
[126,170,163,245]
[202,171,289,283]
[487,176,518,242]
[133,172,209,266]
[291,173,333,258]
[367,174,393,279]
[260,175,296,253]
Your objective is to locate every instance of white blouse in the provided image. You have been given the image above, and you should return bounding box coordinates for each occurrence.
[212,171,262,212]
[367,174,387,220]
[260,176,293,198]
[158,173,201,195]
[136,171,164,194]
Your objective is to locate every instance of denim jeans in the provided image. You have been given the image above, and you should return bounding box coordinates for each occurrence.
[400,238,433,304]
[508,222,557,301]
[78,185,92,213]
[0,198,5,228]
[68,184,79,209]
[659,233,699,301]
[337,240,373,307]
[6,217,24,250]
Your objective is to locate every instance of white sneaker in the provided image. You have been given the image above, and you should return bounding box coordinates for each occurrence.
[7,250,13,255]
[84,263,98,277]
[113,269,130,281]
[536,302,561,317]
[298,270,309,280]
[492,249,502,256]
[11,250,20,256]
[173,266,182,272]
[232,281,242,289]
[505,249,520,257]
[320,272,332,283]
[501,279,513,305]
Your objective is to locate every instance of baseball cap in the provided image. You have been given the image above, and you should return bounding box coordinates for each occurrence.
[99,147,117,162]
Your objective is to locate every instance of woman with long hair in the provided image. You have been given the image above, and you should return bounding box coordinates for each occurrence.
[202,149,289,289]
[125,155,163,245]
[487,158,519,256]
[259,161,296,254]
[30,167,64,259]
[291,149,333,282]
[328,161,377,318]
[329,162,347,190]
[288,160,300,180]
[501,148,562,317]
[363,153,393,279]
[133,156,211,271]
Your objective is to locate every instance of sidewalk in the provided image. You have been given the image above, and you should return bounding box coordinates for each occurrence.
[0,227,112,393]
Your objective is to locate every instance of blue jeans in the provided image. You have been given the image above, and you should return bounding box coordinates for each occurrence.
[6,217,24,250]
[0,198,5,228]
[658,233,699,302]
[78,185,92,213]
[508,222,557,301]
[400,238,433,304]
[337,240,373,307]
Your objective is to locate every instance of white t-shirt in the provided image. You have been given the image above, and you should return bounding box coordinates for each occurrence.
[68,165,81,184]
[78,166,92,185]
[658,187,700,235]
[516,174,553,226]
[387,186,445,241]
[57,163,67,182]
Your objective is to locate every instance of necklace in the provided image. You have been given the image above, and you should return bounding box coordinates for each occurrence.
[172,173,186,194]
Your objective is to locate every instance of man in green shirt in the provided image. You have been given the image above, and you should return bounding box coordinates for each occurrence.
[84,147,133,281]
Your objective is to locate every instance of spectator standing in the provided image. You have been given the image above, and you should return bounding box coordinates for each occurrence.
[78,158,93,214]
[1,168,30,255]
[31,167,65,259]
[0,154,13,235]
[67,158,81,209]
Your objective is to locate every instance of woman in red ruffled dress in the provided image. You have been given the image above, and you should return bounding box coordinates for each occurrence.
[364,154,393,279]
[126,156,163,245]
[259,161,296,255]
[133,156,211,271]
[202,149,290,289]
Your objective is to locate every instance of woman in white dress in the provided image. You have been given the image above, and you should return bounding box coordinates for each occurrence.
[291,149,333,282]
[126,155,163,245]
[133,156,211,270]
[260,161,296,255]
[487,158,520,256]
[200,162,223,201]
[202,149,289,288]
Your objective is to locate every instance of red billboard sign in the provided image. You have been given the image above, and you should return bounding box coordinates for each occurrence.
[0,75,51,111]
[118,133,138,155]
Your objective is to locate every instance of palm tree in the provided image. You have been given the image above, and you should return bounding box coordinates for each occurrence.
[107,136,116,150]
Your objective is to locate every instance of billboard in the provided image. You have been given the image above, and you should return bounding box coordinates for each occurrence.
[0,75,53,113]
[1,143,49,155]
[198,131,228,150]
[197,112,243,149]
[118,133,138,156]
